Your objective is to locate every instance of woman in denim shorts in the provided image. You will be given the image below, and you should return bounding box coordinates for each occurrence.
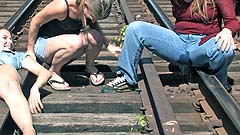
[27,0,122,91]
[0,28,51,135]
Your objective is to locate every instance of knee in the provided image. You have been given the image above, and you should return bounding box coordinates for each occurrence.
[223,49,235,59]
[8,80,22,95]
[0,80,22,101]
[67,35,88,51]
[207,49,234,71]
[223,49,235,66]
[127,21,146,34]
[68,30,104,51]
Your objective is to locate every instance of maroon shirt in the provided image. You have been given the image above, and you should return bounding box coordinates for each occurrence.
[171,0,240,44]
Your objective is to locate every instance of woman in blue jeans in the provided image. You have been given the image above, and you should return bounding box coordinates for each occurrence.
[101,0,240,93]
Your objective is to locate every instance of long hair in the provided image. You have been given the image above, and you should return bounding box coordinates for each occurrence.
[174,0,216,23]
[191,0,216,23]
[76,0,112,28]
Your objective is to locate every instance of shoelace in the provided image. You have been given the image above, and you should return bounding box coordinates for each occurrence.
[107,76,125,87]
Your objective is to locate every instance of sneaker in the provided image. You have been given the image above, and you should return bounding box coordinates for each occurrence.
[101,76,137,93]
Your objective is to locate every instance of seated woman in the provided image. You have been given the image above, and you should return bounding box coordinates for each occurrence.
[0,28,51,135]
[101,0,239,93]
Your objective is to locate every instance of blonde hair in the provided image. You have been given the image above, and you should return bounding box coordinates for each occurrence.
[191,0,216,23]
[76,0,112,28]
[174,0,216,23]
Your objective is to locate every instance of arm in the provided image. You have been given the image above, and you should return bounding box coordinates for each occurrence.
[89,21,122,57]
[21,56,51,113]
[89,21,109,47]
[27,0,68,59]
[215,0,240,51]
[217,0,239,33]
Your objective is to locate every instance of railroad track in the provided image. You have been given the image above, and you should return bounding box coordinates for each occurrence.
[0,0,239,135]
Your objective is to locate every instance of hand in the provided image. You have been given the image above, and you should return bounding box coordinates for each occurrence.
[28,86,43,113]
[107,43,122,57]
[26,50,37,61]
[215,28,235,52]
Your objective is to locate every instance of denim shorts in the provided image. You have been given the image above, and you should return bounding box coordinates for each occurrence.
[0,50,28,70]
[34,36,48,62]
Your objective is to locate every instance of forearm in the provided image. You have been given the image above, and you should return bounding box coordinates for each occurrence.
[27,20,40,52]
[28,69,48,114]
[89,22,109,48]
[103,36,110,48]
[32,70,51,89]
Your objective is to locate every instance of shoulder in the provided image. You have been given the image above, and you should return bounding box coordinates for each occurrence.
[34,0,69,21]
[42,0,68,14]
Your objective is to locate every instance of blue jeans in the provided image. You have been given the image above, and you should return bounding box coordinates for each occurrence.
[117,21,235,88]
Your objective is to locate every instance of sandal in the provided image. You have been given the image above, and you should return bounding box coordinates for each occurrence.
[86,70,105,86]
[48,74,71,91]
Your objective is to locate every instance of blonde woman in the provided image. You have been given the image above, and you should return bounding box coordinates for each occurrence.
[0,28,51,134]
[101,0,240,93]
[27,0,121,90]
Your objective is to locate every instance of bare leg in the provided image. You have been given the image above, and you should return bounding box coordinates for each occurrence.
[43,31,104,87]
[85,30,104,73]
[45,34,88,75]
[0,65,35,135]
[43,34,88,89]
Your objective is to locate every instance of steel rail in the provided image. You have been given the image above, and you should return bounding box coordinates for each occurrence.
[145,0,240,133]
[118,0,182,134]
[4,0,42,33]
[144,0,173,30]
[197,71,240,133]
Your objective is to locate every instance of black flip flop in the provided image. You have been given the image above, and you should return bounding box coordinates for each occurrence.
[48,79,71,91]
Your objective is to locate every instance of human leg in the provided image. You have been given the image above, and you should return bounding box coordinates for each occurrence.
[85,29,105,85]
[101,21,188,92]
[0,65,35,135]
[188,37,235,92]
[118,21,188,85]
[35,34,88,90]
[44,34,88,74]
[214,49,235,92]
